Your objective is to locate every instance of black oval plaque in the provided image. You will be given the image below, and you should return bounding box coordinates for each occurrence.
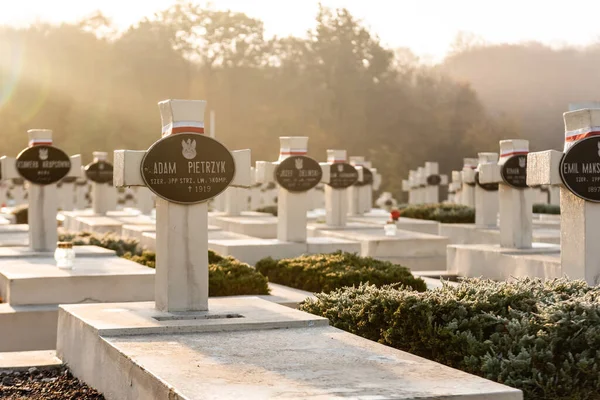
[328,163,359,189]
[475,171,499,191]
[355,167,374,187]
[15,145,71,185]
[141,133,235,204]
[85,160,114,184]
[501,155,528,189]
[427,174,441,186]
[274,155,322,193]
[560,136,600,202]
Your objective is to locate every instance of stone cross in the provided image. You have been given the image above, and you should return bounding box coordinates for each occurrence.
[114,99,251,312]
[56,177,76,211]
[528,108,600,284]
[480,140,532,248]
[7,180,27,207]
[423,162,448,204]
[132,187,155,215]
[460,158,477,207]
[407,170,418,204]
[89,152,118,215]
[347,156,367,216]
[474,153,499,228]
[0,129,81,251]
[449,171,462,204]
[256,137,329,241]
[325,149,359,226]
[74,175,89,210]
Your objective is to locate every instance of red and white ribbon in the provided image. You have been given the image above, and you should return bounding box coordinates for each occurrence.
[327,157,347,164]
[500,149,528,160]
[162,121,205,136]
[279,148,307,156]
[463,161,477,169]
[564,126,600,149]
[29,138,52,147]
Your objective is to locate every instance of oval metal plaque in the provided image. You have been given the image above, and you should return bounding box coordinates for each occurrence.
[500,155,528,189]
[328,163,359,189]
[475,171,499,191]
[85,160,114,184]
[355,167,374,187]
[16,145,71,185]
[274,155,322,193]
[141,133,235,204]
[427,174,441,186]
[560,136,600,202]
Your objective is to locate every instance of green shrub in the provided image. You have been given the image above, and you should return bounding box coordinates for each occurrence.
[533,203,560,215]
[400,203,474,223]
[11,205,28,224]
[255,251,426,293]
[301,278,600,399]
[254,205,277,216]
[210,257,270,296]
[58,232,270,296]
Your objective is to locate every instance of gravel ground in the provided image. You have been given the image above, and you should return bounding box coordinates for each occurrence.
[0,366,104,399]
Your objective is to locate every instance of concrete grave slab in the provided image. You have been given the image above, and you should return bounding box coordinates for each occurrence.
[0,350,61,371]
[447,243,561,281]
[0,256,154,306]
[0,245,114,259]
[56,298,522,400]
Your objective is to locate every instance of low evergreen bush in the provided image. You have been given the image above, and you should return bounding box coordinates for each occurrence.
[400,203,474,223]
[255,251,426,293]
[301,278,600,399]
[58,232,270,296]
[533,203,560,215]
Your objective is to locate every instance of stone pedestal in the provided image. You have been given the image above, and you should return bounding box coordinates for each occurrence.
[28,184,58,252]
[461,158,477,207]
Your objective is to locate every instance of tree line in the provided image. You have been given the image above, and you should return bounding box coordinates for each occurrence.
[0,2,519,198]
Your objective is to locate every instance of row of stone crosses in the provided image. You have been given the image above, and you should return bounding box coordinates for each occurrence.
[1,98,599,308]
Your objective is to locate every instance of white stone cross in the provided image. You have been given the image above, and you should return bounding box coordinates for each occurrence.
[423,162,448,204]
[473,153,499,228]
[89,152,118,215]
[460,158,477,207]
[0,129,81,251]
[528,109,600,284]
[255,137,330,242]
[347,156,367,215]
[449,170,462,204]
[325,149,360,227]
[114,99,251,312]
[480,140,532,248]
[407,170,418,204]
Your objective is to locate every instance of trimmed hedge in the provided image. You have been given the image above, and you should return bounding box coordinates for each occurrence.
[533,203,560,215]
[58,232,270,297]
[255,251,426,293]
[400,203,475,223]
[301,278,600,399]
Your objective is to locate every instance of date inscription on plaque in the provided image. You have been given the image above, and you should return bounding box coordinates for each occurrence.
[328,163,359,189]
[141,133,235,204]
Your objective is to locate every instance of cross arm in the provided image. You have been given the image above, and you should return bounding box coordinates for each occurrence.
[68,155,82,178]
[478,163,501,184]
[0,156,17,180]
[231,149,251,188]
[255,161,276,184]
[319,163,330,184]
[462,168,475,184]
[113,150,146,187]
[440,175,448,185]
[526,150,562,187]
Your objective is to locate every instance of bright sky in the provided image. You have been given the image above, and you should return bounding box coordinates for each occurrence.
[1,0,599,62]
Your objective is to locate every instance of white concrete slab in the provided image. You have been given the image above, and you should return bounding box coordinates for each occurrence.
[439,223,560,245]
[56,299,522,400]
[0,350,61,370]
[0,304,58,352]
[315,228,449,271]
[208,237,360,266]
[349,216,441,235]
[0,245,114,259]
[0,256,154,306]
[447,243,561,281]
